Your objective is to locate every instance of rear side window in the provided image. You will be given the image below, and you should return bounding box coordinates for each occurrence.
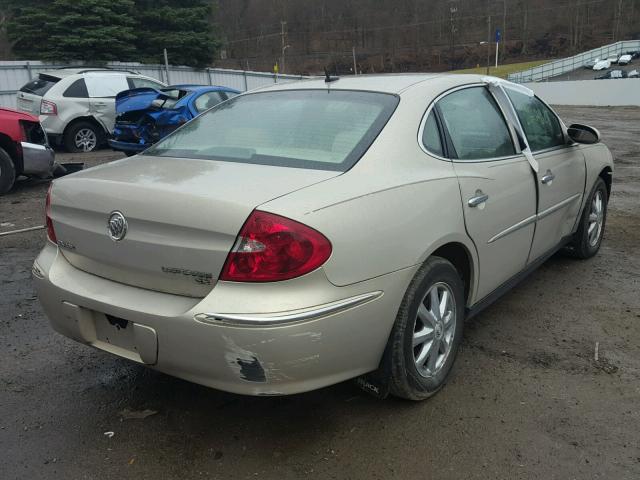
[437,87,515,160]
[145,90,399,172]
[63,79,89,98]
[421,111,443,157]
[505,89,565,152]
[20,74,59,96]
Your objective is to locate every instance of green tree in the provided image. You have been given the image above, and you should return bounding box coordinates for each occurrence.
[4,1,52,57]
[134,0,220,67]
[46,0,137,62]
[4,0,221,67]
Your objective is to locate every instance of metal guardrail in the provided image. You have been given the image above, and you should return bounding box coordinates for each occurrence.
[507,40,640,83]
[0,61,309,108]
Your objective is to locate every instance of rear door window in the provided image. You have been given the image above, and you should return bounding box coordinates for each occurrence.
[436,87,516,160]
[20,74,59,96]
[85,74,129,98]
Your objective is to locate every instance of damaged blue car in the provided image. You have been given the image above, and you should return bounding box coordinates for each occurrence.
[108,85,240,156]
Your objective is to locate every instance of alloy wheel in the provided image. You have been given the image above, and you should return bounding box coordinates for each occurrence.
[588,190,604,247]
[413,282,456,377]
[74,128,97,152]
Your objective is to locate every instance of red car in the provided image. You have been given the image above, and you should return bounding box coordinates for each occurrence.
[0,107,55,194]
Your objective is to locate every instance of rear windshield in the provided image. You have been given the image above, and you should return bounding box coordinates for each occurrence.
[20,74,59,96]
[144,89,399,171]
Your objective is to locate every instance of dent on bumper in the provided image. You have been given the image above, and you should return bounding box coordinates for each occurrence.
[33,245,415,396]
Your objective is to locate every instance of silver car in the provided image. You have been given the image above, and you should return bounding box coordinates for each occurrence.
[17,68,165,152]
[34,74,613,400]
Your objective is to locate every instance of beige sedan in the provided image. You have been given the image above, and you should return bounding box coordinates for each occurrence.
[34,74,613,400]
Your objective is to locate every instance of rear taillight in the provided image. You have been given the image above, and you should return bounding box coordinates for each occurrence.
[220,210,332,282]
[45,183,57,244]
[40,100,57,115]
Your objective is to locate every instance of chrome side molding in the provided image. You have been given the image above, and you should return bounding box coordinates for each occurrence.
[194,291,383,327]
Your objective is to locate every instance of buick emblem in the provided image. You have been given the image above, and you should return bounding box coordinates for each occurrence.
[107,211,128,241]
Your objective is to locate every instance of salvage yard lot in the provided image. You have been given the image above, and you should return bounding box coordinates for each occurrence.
[1,106,639,479]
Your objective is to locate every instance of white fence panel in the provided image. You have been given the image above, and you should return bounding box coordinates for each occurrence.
[508,40,640,83]
[524,79,640,106]
[0,60,309,109]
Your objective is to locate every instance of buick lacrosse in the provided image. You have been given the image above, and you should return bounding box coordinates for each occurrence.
[34,74,613,400]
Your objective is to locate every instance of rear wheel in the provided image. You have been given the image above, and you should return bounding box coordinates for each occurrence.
[565,177,608,259]
[0,147,16,195]
[387,256,465,400]
[64,121,103,153]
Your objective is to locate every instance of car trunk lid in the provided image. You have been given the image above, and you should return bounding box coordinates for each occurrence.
[49,155,339,297]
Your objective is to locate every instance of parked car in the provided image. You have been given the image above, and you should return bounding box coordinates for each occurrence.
[16,67,166,153]
[618,54,633,65]
[35,75,613,400]
[583,59,598,69]
[593,59,611,70]
[595,69,628,79]
[0,107,55,194]
[628,69,639,78]
[108,85,240,156]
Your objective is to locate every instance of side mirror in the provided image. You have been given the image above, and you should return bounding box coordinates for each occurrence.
[567,123,600,144]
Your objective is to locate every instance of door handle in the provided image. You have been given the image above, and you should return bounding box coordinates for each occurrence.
[541,170,555,185]
[468,191,489,208]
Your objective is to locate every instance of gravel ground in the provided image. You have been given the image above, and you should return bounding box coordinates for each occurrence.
[1,108,639,480]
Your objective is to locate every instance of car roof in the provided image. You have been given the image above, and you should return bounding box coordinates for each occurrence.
[254,73,490,95]
[39,67,139,79]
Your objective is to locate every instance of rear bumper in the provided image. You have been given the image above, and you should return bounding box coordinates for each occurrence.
[21,142,55,177]
[33,243,415,395]
[107,139,149,153]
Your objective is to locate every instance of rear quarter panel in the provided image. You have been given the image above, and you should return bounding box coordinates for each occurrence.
[260,80,478,297]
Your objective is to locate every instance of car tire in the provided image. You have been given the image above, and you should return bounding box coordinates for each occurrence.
[64,121,103,153]
[0,147,16,195]
[565,177,608,259]
[387,256,465,401]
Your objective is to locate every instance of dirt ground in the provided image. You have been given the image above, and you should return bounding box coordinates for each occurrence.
[1,107,639,480]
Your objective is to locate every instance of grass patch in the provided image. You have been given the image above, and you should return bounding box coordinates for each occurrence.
[453,60,550,78]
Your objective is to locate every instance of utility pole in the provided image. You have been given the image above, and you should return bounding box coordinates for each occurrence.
[163,48,171,84]
[449,1,458,70]
[486,0,491,75]
[502,0,507,62]
[280,21,287,74]
[352,46,357,74]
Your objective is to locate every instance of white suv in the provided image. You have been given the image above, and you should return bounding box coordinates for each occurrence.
[16,68,166,152]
